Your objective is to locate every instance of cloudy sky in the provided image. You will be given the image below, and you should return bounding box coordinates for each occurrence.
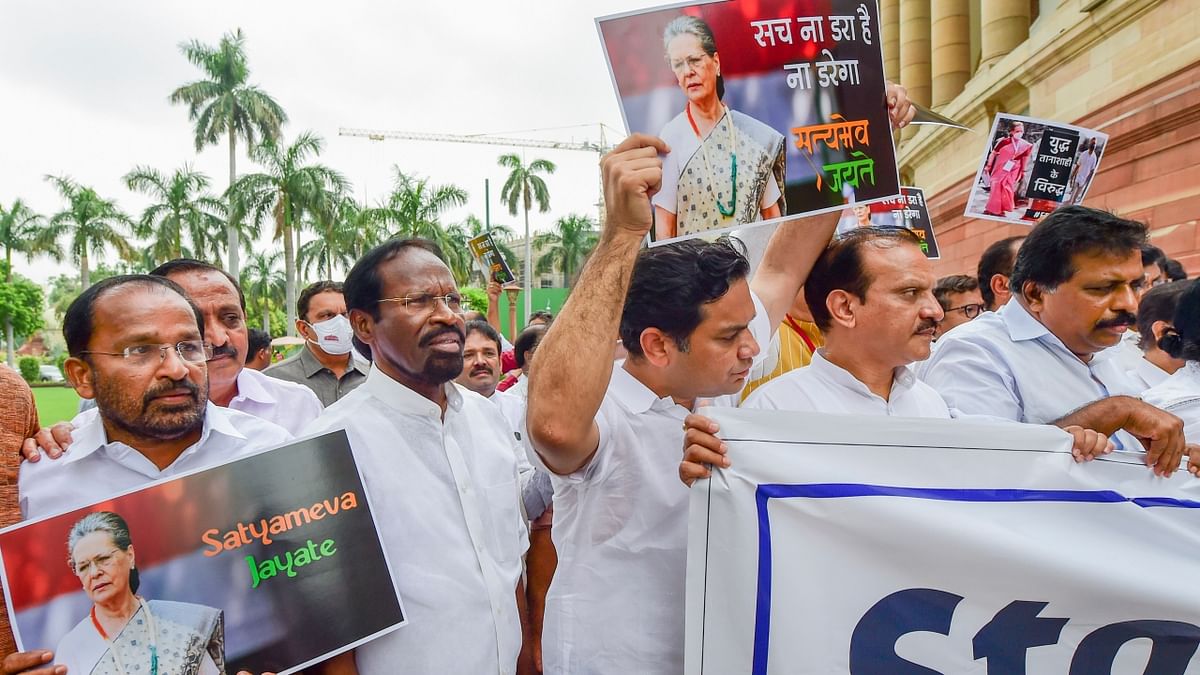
[1,0,655,284]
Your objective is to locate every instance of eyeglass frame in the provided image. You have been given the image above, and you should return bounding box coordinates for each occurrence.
[377,293,466,315]
[78,340,214,366]
[667,52,712,75]
[945,303,986,319]
[70,547,126,578]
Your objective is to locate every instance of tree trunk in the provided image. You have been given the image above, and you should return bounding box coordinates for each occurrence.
[283,219,297,337]
[4,317,15,368]
[81,248,90,289]
[523,206,532,325]
[263,303,271,334]
[227,129,240,277]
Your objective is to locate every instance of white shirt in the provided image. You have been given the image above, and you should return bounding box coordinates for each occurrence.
[20,403,292,519]
[1075,148,1099,185]
[746,350,952,418]
[1141,361,1200,443]
[1106,329,1146,374]
[533,290,771,674]
[1128,356,1170,392]
[303,369,527,675]
[922,298,1143,448]
[230,367,323,436]
[488,388,527,442]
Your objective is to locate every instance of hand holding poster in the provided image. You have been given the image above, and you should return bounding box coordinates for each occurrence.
[468,232,516,284]
[836,186,939,258]
[965,113,1108,224]
[598,0,900,245]
[0,431,405,675]
[685,409,1200,674]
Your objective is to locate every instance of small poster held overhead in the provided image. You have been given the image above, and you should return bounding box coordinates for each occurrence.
[835,187,939,258]
[597,0,901,246]
[964,113,1108,225]
[468,232,516,284]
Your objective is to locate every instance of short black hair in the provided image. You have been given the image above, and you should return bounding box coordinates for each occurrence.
[150,258,246,312]
[1136,281,1190,351]
[1009,207,1147,298]
[465,319,502,354]
[933,274,980,311]
[64,275,204,357]
[247,328,272,357]
[619,237,750,357]
[1157,280,1200,361]
[343,237,446,359]
[514,324,546,369]
[977,236,1025,308]
[1141,244,1166,269]
[805,227,925,332]
[528,310,554,325]
[298,280,344,323]
[1164,258,1188,281]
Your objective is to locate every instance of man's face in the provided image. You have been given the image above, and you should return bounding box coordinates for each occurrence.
[1029,249,1143,358]
[670,277,760,397]
[301,290,349,355]
[938,288,985,336]
[850,243,943,366]
[357,249,466,387]
[72,286,209,441]
[456,331,501,396]
[167,270,248,392]
[1143,263,1165,297]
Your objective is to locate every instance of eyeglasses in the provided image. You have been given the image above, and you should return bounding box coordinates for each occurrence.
[946,303,985,319]
[668,53,710,75]
[72,548,124,577]
[378,293,464,315]
[80,340,214,367]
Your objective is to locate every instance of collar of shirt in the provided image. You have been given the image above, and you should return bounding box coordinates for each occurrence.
[997,298,1114,366]
[62,401,247,467]
[298,344,369,378]
[232,367,278,407]
[361,365,464,417]
[808,349,918,401]
[611,362,686,414]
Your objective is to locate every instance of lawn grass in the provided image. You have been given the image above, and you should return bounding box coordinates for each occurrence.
[31,386,81,428]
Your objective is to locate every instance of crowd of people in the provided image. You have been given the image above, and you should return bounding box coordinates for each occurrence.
[2,82,1198,675]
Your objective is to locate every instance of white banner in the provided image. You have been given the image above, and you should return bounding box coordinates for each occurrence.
[685,409,1200,674]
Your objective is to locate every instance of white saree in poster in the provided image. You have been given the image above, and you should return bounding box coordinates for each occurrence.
[685,409,1200,674]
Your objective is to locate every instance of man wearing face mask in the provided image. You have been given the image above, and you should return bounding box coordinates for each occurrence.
[265,281,369,407]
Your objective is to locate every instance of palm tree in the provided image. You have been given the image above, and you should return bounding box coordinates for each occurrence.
[498,153,556,318]
[124,164,227,264]
[170,28,287,277]
[43,175,135,288]
[534,214,599,288]
[298,197,366,281]
[229,131,348,334]
[0,200,53,366]
[240,249,285,331]
[457,214,519,285]
[374,169,472,281]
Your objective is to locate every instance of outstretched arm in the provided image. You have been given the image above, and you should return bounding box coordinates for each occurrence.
[527,134,669,475]
[749,210,838,331]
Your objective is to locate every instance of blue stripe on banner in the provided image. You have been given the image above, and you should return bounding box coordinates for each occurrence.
[749,483,1199,675]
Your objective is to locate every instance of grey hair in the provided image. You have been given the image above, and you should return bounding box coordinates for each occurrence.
[663,15,725,100]
[67,512,133,567]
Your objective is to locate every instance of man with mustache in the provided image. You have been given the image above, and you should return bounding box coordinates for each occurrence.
[455,319,525,434]
[923,206,1187,475]
[13,276,292,674]
[303,238,530,675]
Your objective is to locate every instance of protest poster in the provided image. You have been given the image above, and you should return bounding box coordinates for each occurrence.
[835,186,939,258]
[965,113,1108,225]
[685,409,1200,674]
[598,0,901,246]
[0,431,405,675]
[468,231,516,284]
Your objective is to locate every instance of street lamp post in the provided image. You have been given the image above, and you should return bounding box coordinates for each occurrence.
[503,283,521,343]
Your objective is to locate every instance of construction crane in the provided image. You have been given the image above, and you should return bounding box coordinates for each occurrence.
[338,125,617,322]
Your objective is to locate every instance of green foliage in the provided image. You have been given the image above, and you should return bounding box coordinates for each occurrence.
[371,169,472,284]
[55,352,69,374]
[460,286,488,313]
[0,265,46,339]
[124,163,227,265]
[42,175,135,287]
[534,213,599,287]
[18,356,39,383]
[268,306,289,340]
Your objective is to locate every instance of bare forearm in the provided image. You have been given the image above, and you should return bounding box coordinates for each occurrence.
[750,210,838,329]
[1054,396,1133,436]
[527,231,644,472]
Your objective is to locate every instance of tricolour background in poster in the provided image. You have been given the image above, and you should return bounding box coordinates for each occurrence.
[685,409,1200,674]
[0,431,405,675]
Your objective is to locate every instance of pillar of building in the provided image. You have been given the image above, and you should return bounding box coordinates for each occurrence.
[980,0,1030,66]
[899,0,931,140]
[931,0,971,107]
[882,0,900,82]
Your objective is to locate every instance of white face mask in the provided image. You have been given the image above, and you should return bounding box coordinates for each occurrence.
[305,314,354,355]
